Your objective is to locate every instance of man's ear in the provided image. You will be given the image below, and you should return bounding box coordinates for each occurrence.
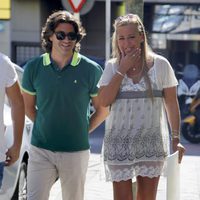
[76,33,82,42]
[49,35,53,42]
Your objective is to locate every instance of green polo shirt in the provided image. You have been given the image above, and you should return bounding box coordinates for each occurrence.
[22,52,102,152]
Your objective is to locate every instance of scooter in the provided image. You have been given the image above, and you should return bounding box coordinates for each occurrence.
[177,64,200,143]
[177,64,200,118]
[182,97,200,143]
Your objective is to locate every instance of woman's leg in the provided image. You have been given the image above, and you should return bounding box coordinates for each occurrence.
[136,175,160,200]
[113,179,133,200]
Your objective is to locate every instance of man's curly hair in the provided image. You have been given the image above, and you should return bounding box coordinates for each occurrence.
[41,10,86,53]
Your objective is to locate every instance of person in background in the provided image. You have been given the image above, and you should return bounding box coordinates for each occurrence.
[190,87,200,126]
[21,10,109,200]
[0,52,24,189]
[98,14,185,200]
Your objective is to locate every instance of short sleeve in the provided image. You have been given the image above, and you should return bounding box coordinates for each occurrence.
[4,56,18,88]
[155,55,178,89]
[98,59,117,87]
[89,64,103,97]
[21,61,36,95]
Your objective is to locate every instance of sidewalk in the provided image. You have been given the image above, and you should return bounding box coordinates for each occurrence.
[49,142,200,200]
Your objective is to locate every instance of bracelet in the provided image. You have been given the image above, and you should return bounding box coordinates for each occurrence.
[172,130,180,134]
[171,135,180,140]
[116,70,125,78]
[171,130,180,140]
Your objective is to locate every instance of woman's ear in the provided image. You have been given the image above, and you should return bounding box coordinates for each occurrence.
[140,34,144,43]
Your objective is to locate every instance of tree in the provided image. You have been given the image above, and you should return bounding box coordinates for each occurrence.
[124,0,144,21]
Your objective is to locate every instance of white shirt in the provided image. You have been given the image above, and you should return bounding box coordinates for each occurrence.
[0,53,18,161]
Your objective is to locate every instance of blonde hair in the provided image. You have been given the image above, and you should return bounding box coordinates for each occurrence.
[112,14,154,100]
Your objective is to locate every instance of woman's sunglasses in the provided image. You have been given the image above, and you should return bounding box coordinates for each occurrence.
[116,14,137,23]
[54,31,78,41]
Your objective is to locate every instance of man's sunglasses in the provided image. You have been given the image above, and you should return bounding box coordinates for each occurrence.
[54,31,78,41]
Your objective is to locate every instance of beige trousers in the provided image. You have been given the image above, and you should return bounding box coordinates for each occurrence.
[27,145,90,200]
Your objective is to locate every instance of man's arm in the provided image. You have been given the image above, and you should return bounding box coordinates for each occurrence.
[89,95,109,133]
[5,81,25,166]
[21,91,37,122]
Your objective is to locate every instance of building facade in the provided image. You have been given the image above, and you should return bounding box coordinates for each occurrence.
[0,0,199,70]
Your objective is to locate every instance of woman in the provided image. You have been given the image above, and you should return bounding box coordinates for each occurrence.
[98,14,185,200]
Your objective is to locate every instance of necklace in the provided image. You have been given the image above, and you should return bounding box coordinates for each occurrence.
[132,69,143,77]
[127,64,144,79]
[132,65,143,76]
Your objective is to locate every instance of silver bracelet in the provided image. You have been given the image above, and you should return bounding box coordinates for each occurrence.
[171,130,180,140]
[116,70,125,77]
[172,135,180,140]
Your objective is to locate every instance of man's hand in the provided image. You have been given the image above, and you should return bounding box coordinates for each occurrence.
[5,145,21,166]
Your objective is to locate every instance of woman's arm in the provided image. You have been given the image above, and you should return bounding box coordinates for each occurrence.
[99,49,141,107]
[98,73,124,107]
[163,86,185,163]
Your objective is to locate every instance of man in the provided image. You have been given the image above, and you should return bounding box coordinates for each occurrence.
[0,52,24,189]
[21,10,109,200]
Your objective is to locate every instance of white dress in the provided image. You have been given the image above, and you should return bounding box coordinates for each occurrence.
[99,54,178,182]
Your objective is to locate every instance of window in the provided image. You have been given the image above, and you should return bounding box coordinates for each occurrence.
[152,5,200,34]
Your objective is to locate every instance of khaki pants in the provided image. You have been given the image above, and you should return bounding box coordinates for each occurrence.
[27,145,89,200]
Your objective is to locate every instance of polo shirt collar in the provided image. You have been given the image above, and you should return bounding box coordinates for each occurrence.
[43,51,81,67]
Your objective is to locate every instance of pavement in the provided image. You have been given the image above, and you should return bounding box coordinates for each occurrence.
[49,126,200,200]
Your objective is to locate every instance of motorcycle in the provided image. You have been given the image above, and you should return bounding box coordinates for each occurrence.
[182,96,200,143]
[177,64,200,143]
[177,64,200,118]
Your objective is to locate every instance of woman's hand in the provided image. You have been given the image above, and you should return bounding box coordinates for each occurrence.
[172,139,185,163]
[118,48,141,74]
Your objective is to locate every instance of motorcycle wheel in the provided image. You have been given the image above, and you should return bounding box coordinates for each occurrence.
[11,161,27,200]
[182,123,200,143]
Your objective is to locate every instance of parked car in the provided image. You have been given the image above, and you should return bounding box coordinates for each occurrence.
[0,65,33,200]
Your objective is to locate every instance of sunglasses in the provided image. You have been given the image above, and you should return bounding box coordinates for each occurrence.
[54,31,78,41]
[116,14,137,23]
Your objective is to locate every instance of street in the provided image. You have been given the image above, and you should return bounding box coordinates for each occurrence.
[49,123,200,200]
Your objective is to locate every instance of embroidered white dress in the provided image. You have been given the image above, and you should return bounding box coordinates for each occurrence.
[99,55,178,182]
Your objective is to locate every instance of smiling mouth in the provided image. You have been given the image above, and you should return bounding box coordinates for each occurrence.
[61,43,71,48]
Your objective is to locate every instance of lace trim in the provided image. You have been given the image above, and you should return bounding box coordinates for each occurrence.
[105,164,164,182]
[103,127,168,163]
